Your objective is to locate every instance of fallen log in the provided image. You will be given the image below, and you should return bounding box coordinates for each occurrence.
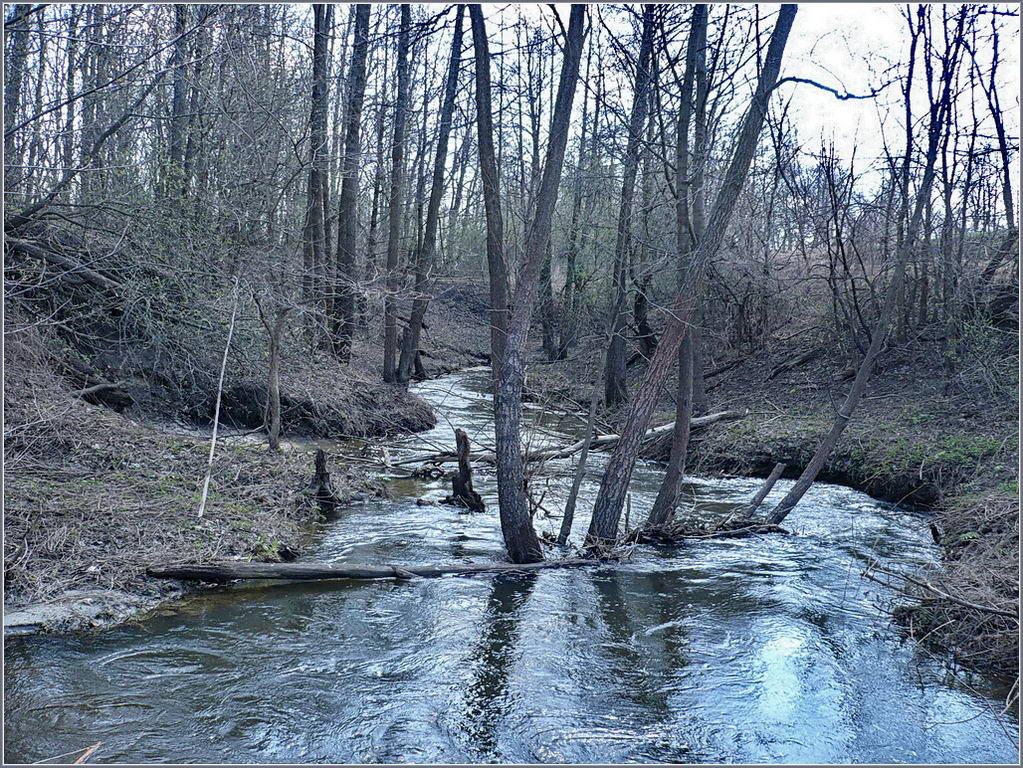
[767,346,822,380]
[395,409,744,467]
[147,557,596,583]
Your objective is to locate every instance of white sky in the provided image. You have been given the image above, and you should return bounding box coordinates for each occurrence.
[480,2,1020,169]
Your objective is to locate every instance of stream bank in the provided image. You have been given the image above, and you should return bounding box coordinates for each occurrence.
[3,280,494,633]
[526,332,1019,679]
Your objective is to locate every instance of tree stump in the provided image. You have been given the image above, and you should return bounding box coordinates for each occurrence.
[307,449,342,515]
[443,428,485,512]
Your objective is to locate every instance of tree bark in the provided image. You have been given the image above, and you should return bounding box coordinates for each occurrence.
[586,5,798,546]
[492,4,586,564]
[397,5,465,384]
[469,5,510,384]
[382,5,411,383]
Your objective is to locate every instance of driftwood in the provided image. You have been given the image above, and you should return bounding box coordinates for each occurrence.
[629,522,788,544]
[396,409,743,467]
[147,557,596,583]
[767,346,822,380]
[720,461,788,528]
[442,428,485,511]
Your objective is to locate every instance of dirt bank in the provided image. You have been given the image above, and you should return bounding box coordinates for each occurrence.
[3,279,492,632]
[527,330,1019,679]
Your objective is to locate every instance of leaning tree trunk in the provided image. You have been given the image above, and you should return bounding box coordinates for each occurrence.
[490,4,586,564]
[397,5,464,384]
[586,5,798,546]
[767,10,964,525]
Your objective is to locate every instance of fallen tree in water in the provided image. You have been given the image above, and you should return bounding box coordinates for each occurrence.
[394,409,744,467]
[147,557,595,583]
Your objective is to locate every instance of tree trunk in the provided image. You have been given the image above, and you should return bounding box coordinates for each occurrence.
[397,5,464,384]
[586,5,798,546]
[558,385,601,546]
[558,44,594,360]
[302,4,331,340]
[382,5,411,383]
[470,5,510,383]
[446,428,485,512]
[491,4,586,564]
[333,4,371,361]
[647,3,707,527]
[603,5,656,408]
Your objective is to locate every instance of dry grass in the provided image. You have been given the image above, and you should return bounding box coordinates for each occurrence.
[3,320,382,609]
[892,489,1019,681]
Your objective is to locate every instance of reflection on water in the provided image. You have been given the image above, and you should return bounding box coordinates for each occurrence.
[3,369,1018,764]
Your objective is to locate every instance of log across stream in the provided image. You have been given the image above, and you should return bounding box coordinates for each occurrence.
[4,368,1017,764]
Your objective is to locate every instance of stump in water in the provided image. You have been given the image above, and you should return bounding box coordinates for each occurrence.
[442,428,485,512]
[307,449,343,515]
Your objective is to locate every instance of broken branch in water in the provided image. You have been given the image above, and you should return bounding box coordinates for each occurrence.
[395,409,744,467]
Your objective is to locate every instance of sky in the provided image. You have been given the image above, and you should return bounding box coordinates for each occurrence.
[482,2,1020,169]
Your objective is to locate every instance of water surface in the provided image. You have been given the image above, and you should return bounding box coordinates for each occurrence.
[4,369,1018,763]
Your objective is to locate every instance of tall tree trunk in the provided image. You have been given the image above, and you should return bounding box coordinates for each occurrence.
[302,4,332,341]
[586,5,798,546]
[4,4,31,188]
[362,97,387,328]
[382,5,411,383]
[647,3,707,528]
[491,3,587,563]
[603,5,656,408]
[469,4,509,383]
[333,4,371,362]
[167,3,189,196]
[767,7,966,525]
[558,43,592,360]
[397,5,465,384]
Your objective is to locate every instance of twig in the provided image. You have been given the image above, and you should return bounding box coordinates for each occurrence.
[197,274,241,519]
[864,564,1019,620]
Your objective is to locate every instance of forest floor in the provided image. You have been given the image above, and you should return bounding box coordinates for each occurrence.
[3,281,492,632]
[528,323,1019,680]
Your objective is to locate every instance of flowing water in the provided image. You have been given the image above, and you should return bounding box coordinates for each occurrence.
[4,369,1018,764]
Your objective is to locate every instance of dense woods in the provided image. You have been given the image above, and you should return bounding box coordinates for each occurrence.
[3,1,1019,693]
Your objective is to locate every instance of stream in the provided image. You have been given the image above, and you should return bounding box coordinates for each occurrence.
[3,368,1018,764]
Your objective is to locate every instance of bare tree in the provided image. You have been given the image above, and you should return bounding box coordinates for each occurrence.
[490,3,587,563]
[587,4,798,546]
[333,4,371,361]
[382,4,411,383]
